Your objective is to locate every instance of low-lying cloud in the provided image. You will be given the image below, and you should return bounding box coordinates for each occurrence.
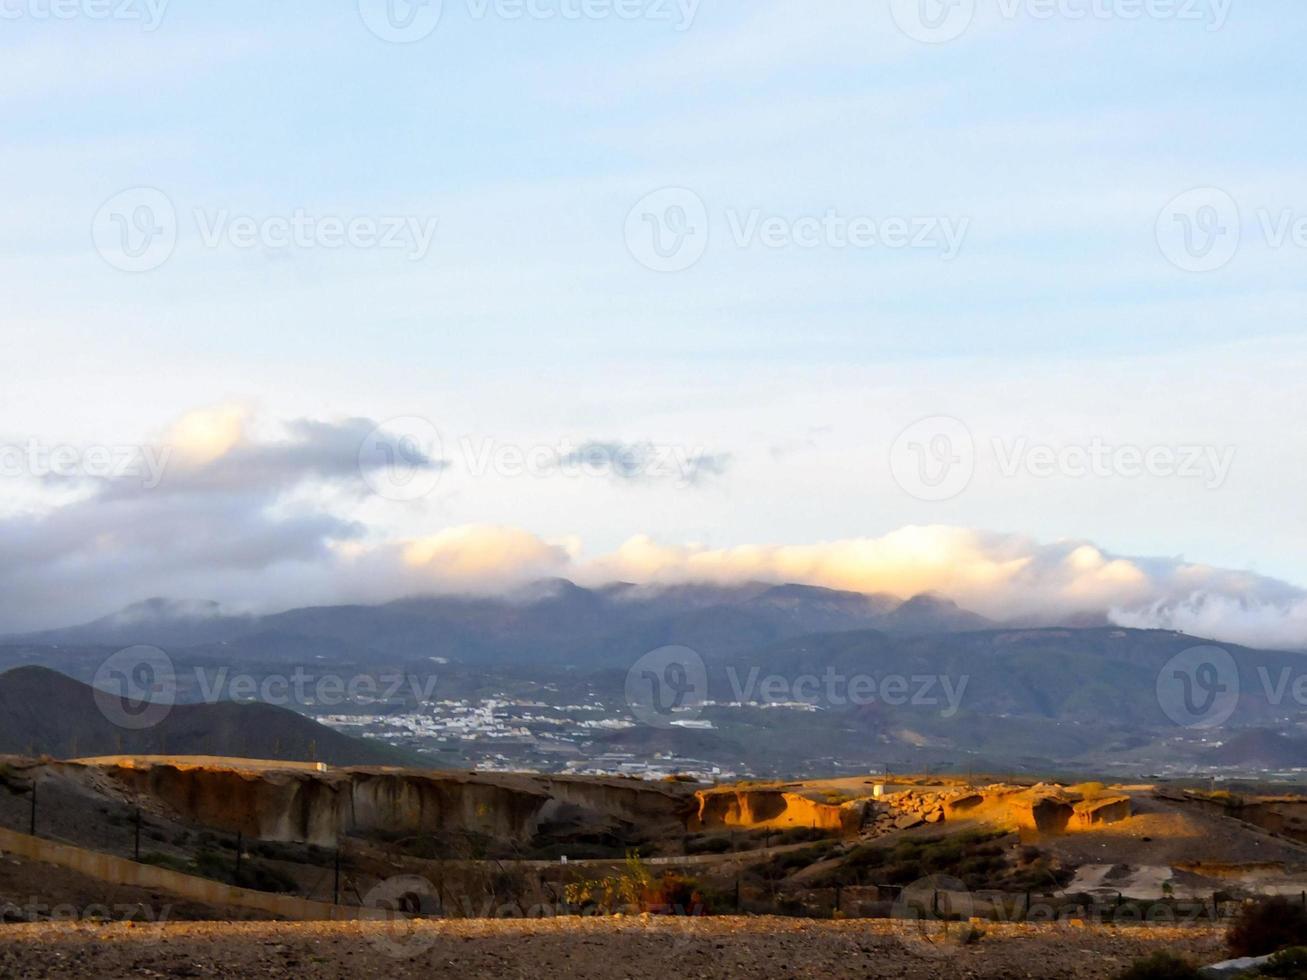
[371,524,1307,650]
[1,411,1304,651]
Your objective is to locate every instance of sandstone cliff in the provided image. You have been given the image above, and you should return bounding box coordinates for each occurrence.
[77,759,687,847]
[687,788,862,835]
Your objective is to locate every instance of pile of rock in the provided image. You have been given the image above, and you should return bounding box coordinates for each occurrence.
[861,789,954,835]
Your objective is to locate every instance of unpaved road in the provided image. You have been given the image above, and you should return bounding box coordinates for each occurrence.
[0,916,1225,979]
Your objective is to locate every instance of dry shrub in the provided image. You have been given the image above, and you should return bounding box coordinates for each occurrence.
[1113,952,1200,980]
[1228,896,1307,958]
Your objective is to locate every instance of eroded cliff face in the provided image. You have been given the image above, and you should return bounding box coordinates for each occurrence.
[987,787,1133,834]
[865,784,1132,835]
[688,788,861,835]
[1072,795,1132,829]
[686,781,1135,840]
[1169,792,1307,845]
[83,760,687,847]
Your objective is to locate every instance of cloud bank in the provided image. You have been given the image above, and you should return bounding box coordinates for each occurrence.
[1,410,1304,651]
[570,528,1307,651]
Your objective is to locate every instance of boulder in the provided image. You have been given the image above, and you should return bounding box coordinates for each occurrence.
[1199,954,1274,978]
[944,793,985,817]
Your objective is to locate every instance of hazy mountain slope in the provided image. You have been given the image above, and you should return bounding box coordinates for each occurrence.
[1206,729,1307,767]
[723,626,1307,728]
[0,666,400,765]
[16,598,258,649]
[8,581,987,667]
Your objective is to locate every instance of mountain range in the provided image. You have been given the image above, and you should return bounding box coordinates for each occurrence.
[6,581,994,666]
[2,581,1304,777]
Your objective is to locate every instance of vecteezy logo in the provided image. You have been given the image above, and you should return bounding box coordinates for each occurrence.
[890,874,975,958]
[362,875,438,958]
[624,188,709,273]
[358,0,443,43]
[358,416,444,501]
[91,188,177,273]
[1156,187,1242,273]
[92,646,176,731]
[889,416,975,502]
[889,0,976,44]
[1156,645,1240,729]
[625,645,707,728]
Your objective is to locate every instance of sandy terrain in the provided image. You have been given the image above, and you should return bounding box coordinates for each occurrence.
[0,916,1226,979]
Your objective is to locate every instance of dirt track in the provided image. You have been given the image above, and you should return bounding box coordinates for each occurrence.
[0,916,1226,979]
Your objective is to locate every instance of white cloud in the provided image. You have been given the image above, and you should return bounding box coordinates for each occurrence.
[362,524,1307,651]
[2,407,1305,652]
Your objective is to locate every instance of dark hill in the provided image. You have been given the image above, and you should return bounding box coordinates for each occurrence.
[0,666,398,766]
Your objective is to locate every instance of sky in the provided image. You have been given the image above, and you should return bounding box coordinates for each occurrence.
[1,0,1305,645]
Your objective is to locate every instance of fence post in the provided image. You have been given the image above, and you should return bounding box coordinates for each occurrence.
[734,876,741,913]
[333,848,341,906]
[134,808,141,861]
[834,883,842,915]
[29,782,36,837]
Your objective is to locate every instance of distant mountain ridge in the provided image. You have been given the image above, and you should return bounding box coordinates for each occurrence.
[17,597,257,649]
[7,581,996,666]
[1206,729,1307,768]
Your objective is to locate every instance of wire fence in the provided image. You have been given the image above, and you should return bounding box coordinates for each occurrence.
[0,764,1267,924]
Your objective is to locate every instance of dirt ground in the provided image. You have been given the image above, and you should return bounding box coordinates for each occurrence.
[0,854,264,923]
[0,916,1226,980]
[1043,794,1307,868]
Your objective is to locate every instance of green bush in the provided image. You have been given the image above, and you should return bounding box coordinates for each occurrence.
[685,835,733,855]
[1260,946,1307,978]
[885,862,924,885]
[235,861,298,894]
[188,847,298,893]
[138,851,191,874]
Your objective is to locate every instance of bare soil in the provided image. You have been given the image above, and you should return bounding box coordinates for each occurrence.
[0,853,265,923]
[0,916,1226,979]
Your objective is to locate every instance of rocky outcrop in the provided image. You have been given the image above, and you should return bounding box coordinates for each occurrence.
[1073,795,1132,829]
[944,793,985,818]
[80,760,687,847]
[861,784,1132,837]
[688,788,861,835]
[1013,794,1076,833]
[1005,787,1131,833]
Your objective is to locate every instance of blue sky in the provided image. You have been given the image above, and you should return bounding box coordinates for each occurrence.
[1,0,1305,640]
